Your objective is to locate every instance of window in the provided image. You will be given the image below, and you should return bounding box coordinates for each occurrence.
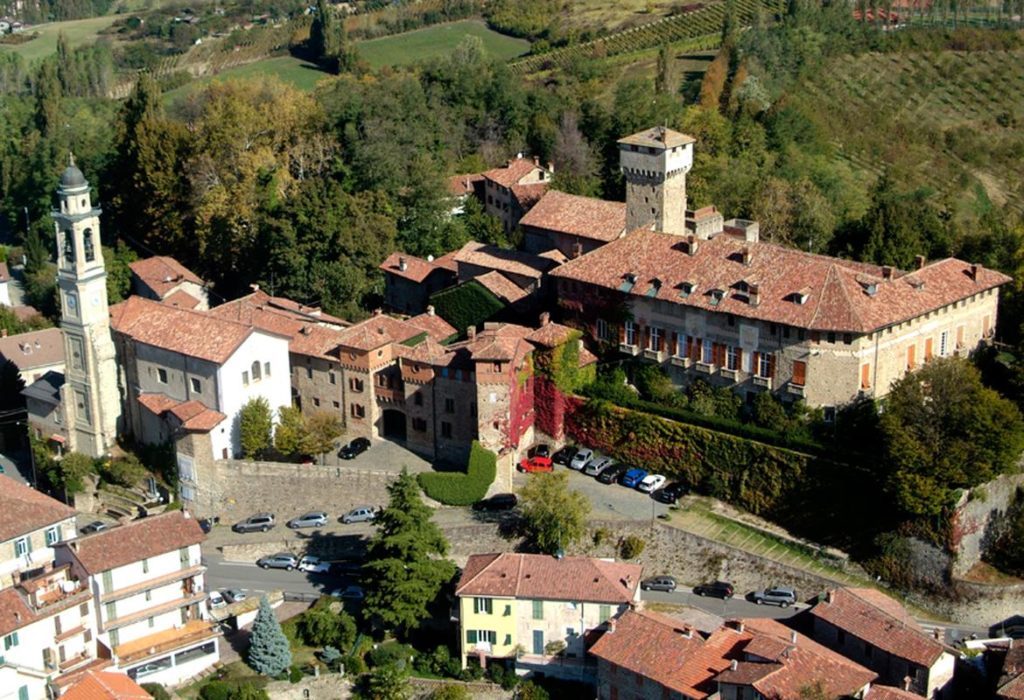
[726,346,740,371]
[441,422,453,439]
[503,605,512,617]
[80,603,88,616]
[264,361,271,377]
[843,333,853,344]
[827,332,837,344]
[532,600,543,620]
[251,361,262,382]
[939,330,949,357]
[83,228,95,262]
[861,363,871,389]
[444,398,455,414]
[414,392,423,406]
[350,404,365,419]
[599,604,611,621]
[157,368,168,384]
[14,537,29,558]
[45,526,60,546]
[313,398,321,407]
[492,362,502,373]
[242,371,249,386]
[190,377,202,393]
[329,372,336,385]
[701,339,713,364]
[467,630,497,646]
[907,344,916,370]
[624,321,638,346]
[350,378,364,392]
[63,231,75,263]
[532,630,544,654]
[306,367,313,380]
[956,325,965,348]
[3,632,19,650]
[412,418,427,432]
[145,590,151,602]
[473,598,493,615]
[792,361,806,387]
[650,326,663,351]
[757,353,772,378]
[596,318,610,341]
[18,687,28,700]
[148,617,155,628]
[925,337,934,361]
[142,558,149,574]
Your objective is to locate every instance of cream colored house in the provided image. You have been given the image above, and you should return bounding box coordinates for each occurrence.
[0,476,77,590]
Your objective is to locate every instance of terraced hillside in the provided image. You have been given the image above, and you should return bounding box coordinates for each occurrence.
[510,0,784,74]
[795,49,1024,215]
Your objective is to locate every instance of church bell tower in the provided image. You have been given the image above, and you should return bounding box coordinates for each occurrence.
[52,155,120,457]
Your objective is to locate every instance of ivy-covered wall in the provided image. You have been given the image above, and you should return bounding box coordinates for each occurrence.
[429,280,505,337]
[533,331,595,440]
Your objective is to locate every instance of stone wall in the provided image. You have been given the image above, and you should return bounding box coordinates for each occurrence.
[951,471,1024,576]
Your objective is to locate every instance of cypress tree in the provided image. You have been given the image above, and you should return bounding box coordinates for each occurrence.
[248,596,291,676]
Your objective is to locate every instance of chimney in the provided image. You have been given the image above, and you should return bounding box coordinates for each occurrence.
[426,305,435,316]
[547,162,554,175]
[467,327,476,341]
[539,312,550,327]
[373,308,383,316]
[728,620,745,633]
[685,234,699,256]
[533,155,539,166]
[882,265,893,280]
[730,659,738,672]
[790,630,797,645]
[748,283,760,307]
[607,618,616,634]
[250,283,260,292]
[399,256,408,272]
[915,254,926,270]
[825,590,833,604]
[969,264,979,281]
[741,246,752,266]
[13,611,20,622]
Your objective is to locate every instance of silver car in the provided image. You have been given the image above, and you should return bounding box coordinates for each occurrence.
[257,552,299,570]
[341,507,377,524]
[288,511,328,529]
[569,448,593,471]
[584,456,614,477]
[751,586,798,607]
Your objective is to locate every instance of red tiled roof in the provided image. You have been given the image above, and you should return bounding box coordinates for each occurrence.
[406,312,457,342]
[0,327,65,371]
[0,474,76,544]
[378,252,443,283]
[129,256,204,297]
[456,553,641,604]
[482,158,546,188]
[809,588,946,668]
[1001,675,1024,700]
[461,324,534,363]
[336,314,423,352]
[0,585,38,637]
[433,250,460,273]
[209,291,345,359]
[137,393,180,416]
[527,321,578,348]
[448,173,484,197]
[162,289,201,309]
[168,400,226,432]
[475,271,528,304]
[61,511,203,575]
[263,295,348,326]
[110,296,257,364]
[62,670,152,700]
[0,261,8,281]
[510,182,549,209]
[869,685,924,700]
[551,230,1010,333]
[519,190,627,243]
[453,241,559,280]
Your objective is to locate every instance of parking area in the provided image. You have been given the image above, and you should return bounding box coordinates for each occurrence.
[317,438,434,473]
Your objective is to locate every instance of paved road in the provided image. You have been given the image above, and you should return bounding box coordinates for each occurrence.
[641,587,806,620]
[203,550,357,600]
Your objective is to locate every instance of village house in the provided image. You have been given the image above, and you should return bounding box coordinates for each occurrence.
[478,156,553,233]
[455,553,642,678]
[55,511,219,688]
[806,588,955,698]
[128,256,209,310]
[0,327,65,386]
[0,475,77,590]
[379,251,458,315]
[519,190,627,259]
[61,670,152,700]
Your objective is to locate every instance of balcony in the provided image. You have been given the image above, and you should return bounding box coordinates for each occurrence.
[114,620,220,666]
[55,623,88,643]
[100,565,206,603]
[719,368,743,382]
[694,361,714,375]
[753,376,773,390]
[103,591,207,632]
[374,387,405,403]
[669,356,690,368]
[58,652,92,672]
[642,348,666,363]
[787,383,805,397]
[618,343,641,356]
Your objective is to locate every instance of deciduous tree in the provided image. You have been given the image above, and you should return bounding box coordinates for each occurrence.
[302,411,344,464]
[239,397,273,459]
[274,405,307,457]
[520,471,591,554]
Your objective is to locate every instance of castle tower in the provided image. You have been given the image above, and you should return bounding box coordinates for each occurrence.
[52,155,120,458]
[618,126,694,235]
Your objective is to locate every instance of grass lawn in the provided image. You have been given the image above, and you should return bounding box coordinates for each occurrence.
[0,14,120,62]
[163,55,332,106]
[356,19,529,68]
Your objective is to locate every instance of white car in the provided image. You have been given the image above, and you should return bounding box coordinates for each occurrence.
[638,474,667,493]
[569,448,593,471]
[298,555,331,573]
[208,591,226,609]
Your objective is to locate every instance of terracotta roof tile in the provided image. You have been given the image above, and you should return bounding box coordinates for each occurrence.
[474,271,528,304]
[0,584,38,636]
[406,312,457,342]
[60,511,203,575]
[453,241,559,280]
[137,393,180,416]
[62,671,152,700]
[448,173,484,197]
[510,182,549,209]
[378,252,443,283]
[519,190,627,242]
[168,400,226,432]
[0,474,76,544]
[433,250,460,273]
[209,292,346,360]
[110,296,256,364]
[869,685,925,700]
[551,230,1010,333]
[482,158,546,188]
[129,256,204,297]
[162,289,201,309]
[0,327,65,371]
[336,315,423,352]
[456,553,641,604]
[526,321,577,348]
[809,588,946,668]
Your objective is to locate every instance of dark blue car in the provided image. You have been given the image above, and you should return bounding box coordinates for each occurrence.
[620,468,648,488]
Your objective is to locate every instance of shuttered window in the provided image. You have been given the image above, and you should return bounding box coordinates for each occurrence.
[861,363,871,389]
[792,361,807,386]
[907,344,916,369]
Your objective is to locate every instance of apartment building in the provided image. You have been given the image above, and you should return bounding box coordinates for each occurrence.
[455,553,642,678]
[0,476,77,590]
[55,512,219,687]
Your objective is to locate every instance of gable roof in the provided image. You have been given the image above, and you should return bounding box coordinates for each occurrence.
[448,173,484,197]
[162,289,201,309]
[455,553,641,604]
[482,157,547,188]
[406,312,457,343]
[139,394,227,433]
[453,241,559,280]
[519,190,627,243]
[0,586,37,637]
[551,230,1010,334]
[0,474,76,544]
[809,588,947,667]
[378,252,448,284]
[510,182,549,210]
[63,670,152,700]
[60,511,203,575]
[129,256,204,297]
[110,296,258,365]
[475,271,529,304]
[336,314,424,352]
[0,327,65,371]
[208,290,346,360]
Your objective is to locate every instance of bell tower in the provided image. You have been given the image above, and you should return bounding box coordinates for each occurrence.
[618,126,695,236]
[52,154,120,458]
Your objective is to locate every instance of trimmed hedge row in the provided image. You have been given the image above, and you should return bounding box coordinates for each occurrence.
[417,441,497,505]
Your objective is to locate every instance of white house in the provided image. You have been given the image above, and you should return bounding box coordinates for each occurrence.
[55,511,220,687]
[0,476,77,590]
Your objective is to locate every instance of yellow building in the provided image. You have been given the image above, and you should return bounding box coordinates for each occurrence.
[455,553,642,679]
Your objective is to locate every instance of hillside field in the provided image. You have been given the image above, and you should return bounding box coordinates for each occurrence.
[355,19,530,68]
[163,55,331,105]
[0,14,119,62]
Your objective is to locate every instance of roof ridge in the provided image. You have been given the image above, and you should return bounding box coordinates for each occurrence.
[842,588,922,631]
[458,553,503,594]
[514,553,525,598]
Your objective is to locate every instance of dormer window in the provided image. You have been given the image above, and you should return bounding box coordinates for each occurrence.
[645,279,662,298]
[619,273,638,293]
[792,287,811,305]
[679,282,695,298]
[708,289,724,307]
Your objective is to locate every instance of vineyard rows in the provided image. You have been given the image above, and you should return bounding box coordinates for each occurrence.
[509,0,784,74]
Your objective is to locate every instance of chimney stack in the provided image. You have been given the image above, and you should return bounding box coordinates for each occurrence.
[533,155,539,166]
[426,305,435,316]
[250,283,260,292]
[539,311,550,327]
[398,257,407,272]
[790,630,797,645]
[969,263,979,281]
[730,659,738,672]
[882,265,893,280]
[748,283,760,307]
[741,246,752,266]
[547,162,555,175]
[915,254,926,270]
[684,234,699,256]
[608,618,616,634]
[467,327,476,341]
[825,590,833,604]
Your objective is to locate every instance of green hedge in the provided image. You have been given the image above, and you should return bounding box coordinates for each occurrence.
[417,441,497,505]
[430,280,505,338]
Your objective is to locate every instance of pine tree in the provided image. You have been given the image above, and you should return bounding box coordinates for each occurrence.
[248,596,292,676]
[362,469,456,636]
[654,44,671,95]
[309,0,338,68]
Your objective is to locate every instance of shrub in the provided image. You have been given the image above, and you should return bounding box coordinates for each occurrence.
[99,453,147,487]
[345,653,367,676]
[417,441,496,505]
[321,645,342,667]
[367,641,414,669]
[199,681,231,700]
[619,535,645,560]
[288,666,303,683]
[517,681,550,700]
[592,527,612,546]
[430,685,470,700]
[141,684,170,700]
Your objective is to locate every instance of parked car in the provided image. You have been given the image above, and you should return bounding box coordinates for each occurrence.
[341,506,378,524]
[223,589,247,604]
[597,463,631,485]
[472,493,518,511]
[517,456,553,473]
[569,448,594,471]
[638,474,667,493]
[339,437,371,460]
[80,521,108,535]
[288,511,328,529]
[751,586,798,608]
[207,591,226,609]
[641,576,677,592]
[257,553,299,570]
[584,456,615,477]
[298,555,331,573]
[653,482,687,504]
[335,585,365,600]
[529,444,551,459]
[620,468,649,488]
[232,513,275,533]
[198,517,219,533]
[552,445,576,466]
[329,560,364,576]
[693,581,735,599]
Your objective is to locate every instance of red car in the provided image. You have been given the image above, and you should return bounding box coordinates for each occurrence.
[518,456,553,473]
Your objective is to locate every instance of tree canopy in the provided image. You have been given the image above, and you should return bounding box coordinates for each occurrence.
[519,471,591,554]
